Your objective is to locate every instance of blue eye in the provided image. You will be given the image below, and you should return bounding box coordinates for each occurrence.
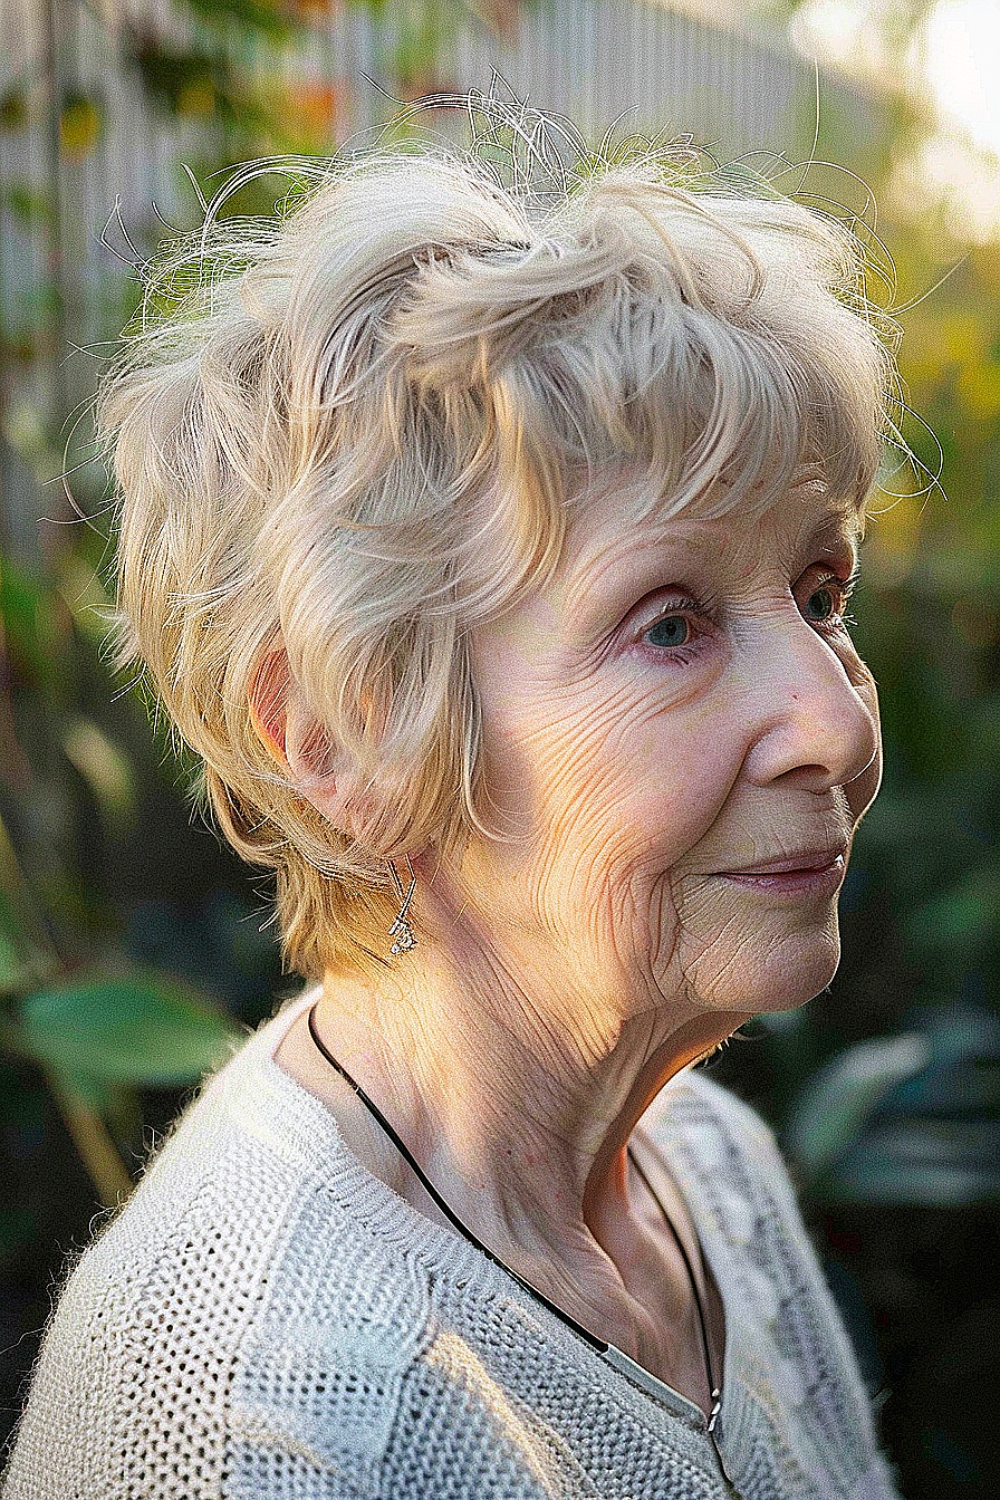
[645,613,693,649]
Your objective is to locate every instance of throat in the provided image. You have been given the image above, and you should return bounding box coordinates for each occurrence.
[276,991,725,1421]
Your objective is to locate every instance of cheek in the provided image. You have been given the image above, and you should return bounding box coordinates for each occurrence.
[481,699,692,874]
[621,704,744,861]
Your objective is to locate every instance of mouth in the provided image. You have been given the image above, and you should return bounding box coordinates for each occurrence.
[716,847,849,899]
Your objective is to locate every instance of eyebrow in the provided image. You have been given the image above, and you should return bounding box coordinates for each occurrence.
[558,528,710,618]
[560,504,863,615]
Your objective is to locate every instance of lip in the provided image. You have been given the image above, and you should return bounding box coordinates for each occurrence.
[716,848,849,901]
[721,847,849,877]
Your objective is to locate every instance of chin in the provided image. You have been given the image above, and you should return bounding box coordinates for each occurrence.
[750,927,842,1013]
[690,918,843,1015]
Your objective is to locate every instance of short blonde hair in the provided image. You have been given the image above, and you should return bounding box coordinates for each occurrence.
[101,104,899,979]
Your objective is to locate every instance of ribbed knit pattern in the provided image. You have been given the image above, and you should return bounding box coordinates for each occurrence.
[2,993,903,1499]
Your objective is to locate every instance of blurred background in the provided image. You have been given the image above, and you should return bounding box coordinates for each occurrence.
[1,0,997,1494]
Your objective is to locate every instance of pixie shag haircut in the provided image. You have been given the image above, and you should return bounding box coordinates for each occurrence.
[101,100,901,979]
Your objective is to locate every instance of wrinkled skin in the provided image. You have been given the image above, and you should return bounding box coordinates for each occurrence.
[275,476,882,1408]
[453,477,880,1029]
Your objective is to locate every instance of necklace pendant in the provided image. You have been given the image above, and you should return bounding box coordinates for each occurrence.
[707,1388,722,1433]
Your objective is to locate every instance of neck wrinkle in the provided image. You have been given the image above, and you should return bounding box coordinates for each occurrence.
[317,923,749,1324]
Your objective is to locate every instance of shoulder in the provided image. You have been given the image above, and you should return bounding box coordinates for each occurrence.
[646,1065,792,1205]
[647,1067,823,1320]
[655,1062,779,1147]
[643,1064,827,1325]
[2,1010,432,1499]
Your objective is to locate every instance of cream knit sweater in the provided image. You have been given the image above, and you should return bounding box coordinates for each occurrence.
[2,992,902,1499]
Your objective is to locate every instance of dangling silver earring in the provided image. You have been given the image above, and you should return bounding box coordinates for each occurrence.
[388,855,417,956]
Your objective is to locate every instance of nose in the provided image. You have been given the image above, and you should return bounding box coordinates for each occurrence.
[741,616,881,797]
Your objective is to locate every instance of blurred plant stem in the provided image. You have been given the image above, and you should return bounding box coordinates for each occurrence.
[43,1069,133,1205]
[0,809,133,1205]
[0,809,61,992]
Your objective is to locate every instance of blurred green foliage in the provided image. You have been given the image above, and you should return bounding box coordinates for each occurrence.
[1,0,999,1494]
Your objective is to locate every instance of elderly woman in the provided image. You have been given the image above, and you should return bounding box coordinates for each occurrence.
[3,110,903,1499]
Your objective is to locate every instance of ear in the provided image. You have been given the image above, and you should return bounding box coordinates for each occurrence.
[248,650,360,831]
[248,650,292,770]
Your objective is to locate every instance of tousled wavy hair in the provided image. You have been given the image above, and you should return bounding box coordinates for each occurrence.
[101,100,901,979]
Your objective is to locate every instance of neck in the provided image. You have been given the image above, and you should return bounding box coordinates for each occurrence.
[313,913,749,1335]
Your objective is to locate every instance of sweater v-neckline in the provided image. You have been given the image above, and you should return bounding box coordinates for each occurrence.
[258,990,736,1438]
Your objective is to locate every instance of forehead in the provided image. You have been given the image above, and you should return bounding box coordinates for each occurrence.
[557,475,863,594]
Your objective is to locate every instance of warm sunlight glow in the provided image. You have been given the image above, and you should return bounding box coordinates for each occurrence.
[920,0,1000,159]
[790,0,1000,240]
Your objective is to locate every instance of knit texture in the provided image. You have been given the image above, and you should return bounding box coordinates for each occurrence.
[2,992,903,1499]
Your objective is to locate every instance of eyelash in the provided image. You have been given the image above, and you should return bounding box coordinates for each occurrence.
[805,566,860,630]
[636,566,860,656]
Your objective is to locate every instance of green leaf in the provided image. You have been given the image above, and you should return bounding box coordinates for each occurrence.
[0,818,59,997]
[0,87,28,132]
[783,1032,930,1181]
[59,91,103,160]
[0,890,33,994]
[61,716,136,821]
[183,0,293,40]
[17,975,238,1088]
[0,181,53,225]
[0,549,62,689]
[827,1119,1000,1208]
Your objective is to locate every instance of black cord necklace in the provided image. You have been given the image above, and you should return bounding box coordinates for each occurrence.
[306,1001,722,1431]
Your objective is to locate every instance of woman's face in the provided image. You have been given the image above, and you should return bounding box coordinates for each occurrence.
[451,475,881,1018]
